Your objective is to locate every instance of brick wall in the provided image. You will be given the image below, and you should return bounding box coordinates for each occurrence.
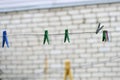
[0,3,120,80]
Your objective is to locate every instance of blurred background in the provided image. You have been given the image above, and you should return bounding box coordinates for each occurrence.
[0,0,120,80]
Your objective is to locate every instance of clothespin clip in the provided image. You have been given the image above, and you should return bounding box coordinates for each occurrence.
[96,23,104,34]
[44,55,48,80]
[43,30,49,44]
[102,30,109,42]
[64,29,70,43]
[44,55,48,74]
[64,60,73,80]
[2,30,9,48]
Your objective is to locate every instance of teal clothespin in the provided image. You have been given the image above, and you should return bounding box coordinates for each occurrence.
[102,30,109,42]
[43,30,49,44]
[64,29,70,43]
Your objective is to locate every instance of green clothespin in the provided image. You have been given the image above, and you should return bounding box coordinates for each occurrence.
[43,30,49,44]
[102,30,109,42]
[64,29,70,43]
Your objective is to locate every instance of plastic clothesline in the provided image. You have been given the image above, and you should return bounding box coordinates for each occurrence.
[0,31,95,37]
[0,31,120,37]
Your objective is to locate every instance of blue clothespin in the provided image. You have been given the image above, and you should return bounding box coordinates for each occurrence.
[2,30,9,48]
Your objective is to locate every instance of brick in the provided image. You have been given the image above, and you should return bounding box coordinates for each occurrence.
[72,19,84,24]
[22,13,33,18]
[80,73,91,78]
[105,7,117,11]
[11,19,21,24]
[72,15,83,20]
[32,18,42,22]
[61,20,72,25]
[110,16,117,22]
[45,12,55,17]
[87,48,97,53]
[93,63,104,67]
[85,18,97,23]
[80,9,92,13]
[99,67,112,72]
[50,64,63,68]
[33,13,44,18]
[92,72,104,77]
[2,15,12,20]
[117,16,120,21]
[99,47,110,52]
[84,13,96,18]
[28,56,38,60]
[105,72,117,76]
[87,68,98,72]
[12,14,22,19]
[92,8,104,12]
[68,10,79,15]
[97,12,109,17]
[2,20,11,25]
[48,17,59,21]
[112,67,120,72]
[116,26,120,31]
[106,62,118,67]
[56,11,67,16]
[109,11,120,16]
[100,77,112,80]
[60,16,71,21]
[49,22,61,26]
[98,17,110,22]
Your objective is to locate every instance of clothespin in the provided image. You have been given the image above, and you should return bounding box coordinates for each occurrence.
[64,60,73,80]
[102,30,109,42]
[64,29,70,43]
[43,30,49,44]
[2,30,9,48]
[44,55,48,74]
[96,23,104,34]
[44,55,48,80]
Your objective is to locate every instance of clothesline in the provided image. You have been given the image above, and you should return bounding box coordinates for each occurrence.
[0,23,114,47]
[0,30,119,37]
[0,23,104,36]
[0,31,96,37]
[0,29,110,47]
[0,30,120,37]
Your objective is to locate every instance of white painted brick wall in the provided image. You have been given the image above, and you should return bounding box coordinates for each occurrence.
[0,3,120,80]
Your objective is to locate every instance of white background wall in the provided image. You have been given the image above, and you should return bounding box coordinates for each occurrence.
[0,3,120,80]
